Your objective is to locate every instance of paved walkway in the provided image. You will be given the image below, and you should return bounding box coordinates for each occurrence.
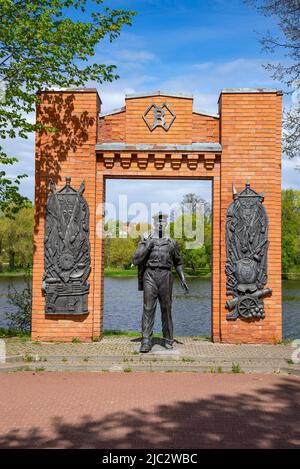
[0,372,299,448]
[1,335,299,374]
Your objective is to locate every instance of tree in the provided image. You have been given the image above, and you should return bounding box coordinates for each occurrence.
[246,1,300,158]
[7,273,32,332]
[0,205,34,270]
[181,193,211,217]
[281,189,300,275]
[0,213,9,271]
[105,237,139,270]
[0,0,135,212]
[170,194,212,274]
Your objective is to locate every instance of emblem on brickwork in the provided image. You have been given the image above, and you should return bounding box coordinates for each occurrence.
[143,102,176,131]
[225,183,272,320]
[42,177,91,315]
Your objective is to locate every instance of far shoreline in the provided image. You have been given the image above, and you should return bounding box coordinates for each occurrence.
[0,270,299,280]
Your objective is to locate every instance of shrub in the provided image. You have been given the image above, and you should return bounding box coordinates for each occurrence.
[6,273,32,332]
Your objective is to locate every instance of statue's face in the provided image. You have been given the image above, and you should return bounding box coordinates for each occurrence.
[153,218,168,234]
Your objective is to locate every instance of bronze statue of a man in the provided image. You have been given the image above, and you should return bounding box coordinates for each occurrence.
[132,213,189,353]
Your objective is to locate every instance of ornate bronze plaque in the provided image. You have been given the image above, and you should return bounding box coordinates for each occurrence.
[42,177,91,315]
[225,183,272,320]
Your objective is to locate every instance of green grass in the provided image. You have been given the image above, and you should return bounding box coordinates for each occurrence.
[104,268,137,277]
[0,270,32,278]
[231,362,244,374]
[286,358,294,365]
[14,366,31,372]
[104,330,141,337]
[184,267,211,278]
[103,330,167,338]
[123,367,133,373]
[92,336,102,342]
[210,366,223,373]
[71,337,81,343]
[24,353,34,362]
[192,335,211,342]
[104,267,212,278]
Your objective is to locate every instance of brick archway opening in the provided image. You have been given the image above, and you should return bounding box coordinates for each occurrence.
[103,177,213,339]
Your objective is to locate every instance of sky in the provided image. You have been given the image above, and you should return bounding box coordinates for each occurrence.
[3,0,300,207]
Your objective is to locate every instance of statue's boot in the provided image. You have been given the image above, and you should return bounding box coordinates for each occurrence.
[164,338,173,350]
[140,338,152,353]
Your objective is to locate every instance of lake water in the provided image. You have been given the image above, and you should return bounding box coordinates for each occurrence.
[0,276,299,339]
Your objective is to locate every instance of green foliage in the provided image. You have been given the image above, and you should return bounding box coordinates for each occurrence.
[105,236,139,269]
[71,337,81,343]
[282,189,300,275]
[192,336,211,342]
[170,208,212,275]
[181,357,195,363]
[0,205,34,271]
[231,362,244,374]
[0,327,30,338]
[6,272,32,332]
[246,0,300,158]
[0,0,135,211]
[24,353,34,362]
[104,190,300,278]
[92,335,102,342]
[0,171,29,216]
[104,330,140,337]
[104,268,137,277]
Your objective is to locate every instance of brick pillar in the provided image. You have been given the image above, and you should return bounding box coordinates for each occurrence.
[32,89,101,341]
[218,89,282,344]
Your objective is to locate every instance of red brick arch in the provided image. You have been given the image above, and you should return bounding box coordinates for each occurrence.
[32,89,282,343]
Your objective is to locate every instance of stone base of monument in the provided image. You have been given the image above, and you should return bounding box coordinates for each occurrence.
[1,336,298,375]
[134,344,181,359]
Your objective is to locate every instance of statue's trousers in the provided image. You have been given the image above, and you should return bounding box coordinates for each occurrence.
[142,267,173,342]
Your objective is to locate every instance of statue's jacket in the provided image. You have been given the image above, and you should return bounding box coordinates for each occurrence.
[132,234,183,291]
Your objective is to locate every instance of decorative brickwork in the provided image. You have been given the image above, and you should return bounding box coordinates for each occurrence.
[32,89,282,343]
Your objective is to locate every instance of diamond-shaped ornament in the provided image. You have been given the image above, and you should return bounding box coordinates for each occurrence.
[143,102,176,131]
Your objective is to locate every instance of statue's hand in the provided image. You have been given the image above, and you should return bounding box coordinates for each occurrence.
[181,280,189,294]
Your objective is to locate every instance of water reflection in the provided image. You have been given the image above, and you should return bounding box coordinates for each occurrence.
[0,276,299,339]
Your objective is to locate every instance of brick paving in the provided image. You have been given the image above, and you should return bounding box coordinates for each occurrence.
[0,372,299,448]
[2,336,298,374]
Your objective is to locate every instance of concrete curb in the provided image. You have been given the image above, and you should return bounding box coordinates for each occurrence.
[1,362,299,375]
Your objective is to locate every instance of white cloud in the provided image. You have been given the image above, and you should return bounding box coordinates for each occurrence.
[282,157,300,190]
[2,55,299,202]
[115,49,156,62]
[158,57,285,114]
[106,179,212,221]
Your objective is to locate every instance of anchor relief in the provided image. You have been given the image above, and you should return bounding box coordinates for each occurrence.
[42,177,91,315]
[225,183,272,320]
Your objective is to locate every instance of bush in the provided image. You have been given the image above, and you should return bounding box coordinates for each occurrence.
[6,273,32,332]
